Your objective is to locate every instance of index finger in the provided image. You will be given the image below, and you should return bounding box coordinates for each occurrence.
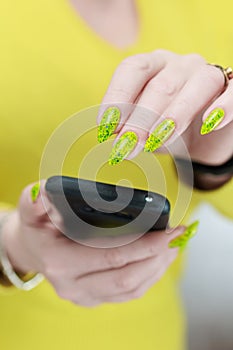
[53,226,184,278]
[97,50,169,142]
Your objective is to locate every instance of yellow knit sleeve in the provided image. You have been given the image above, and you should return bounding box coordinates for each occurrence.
[0,202,16,294]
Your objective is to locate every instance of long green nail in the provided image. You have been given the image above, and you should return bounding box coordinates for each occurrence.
[200,108,225,135]
[108,131,138,165]
[31,183,40,202]
[97,107,121,143]
[144,119,176,152]
[169,220,199,250]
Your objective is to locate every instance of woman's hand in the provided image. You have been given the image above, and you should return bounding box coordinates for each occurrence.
[97,50,233,165]
[1,182,185,307]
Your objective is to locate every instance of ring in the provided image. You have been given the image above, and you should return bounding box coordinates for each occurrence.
[209,64,233,87]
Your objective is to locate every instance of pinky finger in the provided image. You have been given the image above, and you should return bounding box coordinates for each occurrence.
[200,79,233,135]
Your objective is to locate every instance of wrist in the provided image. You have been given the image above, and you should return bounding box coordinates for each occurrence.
[1,211,32,274]
[0,211,44,290]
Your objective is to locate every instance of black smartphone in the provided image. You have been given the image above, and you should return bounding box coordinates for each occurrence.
[45,176,170,243]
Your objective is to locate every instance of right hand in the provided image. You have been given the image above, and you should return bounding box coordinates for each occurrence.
[1,182,183,307]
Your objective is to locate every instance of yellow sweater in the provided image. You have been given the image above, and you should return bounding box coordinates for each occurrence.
[0,1,232,349]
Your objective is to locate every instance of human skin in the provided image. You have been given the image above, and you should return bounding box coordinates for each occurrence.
[1,182,183,306]
[1,0,231,305]
[97,50,233,166]
[0,0,185,307]
[72,1,233,166]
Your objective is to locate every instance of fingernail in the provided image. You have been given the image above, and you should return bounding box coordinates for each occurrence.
[169,220,199,250]
[108,131,138,165]
[97,107,121,143]
[31,183,40,203]
[144,119,176,152]
[200,108,225,135]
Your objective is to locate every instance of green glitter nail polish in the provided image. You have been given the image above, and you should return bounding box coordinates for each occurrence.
[144,119,176,152]
[169,220,199,250]
[200,108,225,135]
[31,183,40,203]
[97,107,121,143]
[108,131,138,165]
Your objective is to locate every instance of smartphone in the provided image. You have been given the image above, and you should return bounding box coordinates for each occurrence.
[45,176,170,243]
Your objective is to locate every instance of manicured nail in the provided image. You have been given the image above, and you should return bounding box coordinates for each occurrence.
[31,183,40,203]
[108,131,138,165]
[144,119,176,152]
[200,108,225,135]
[97,107,121,143]
[169,220,199,250]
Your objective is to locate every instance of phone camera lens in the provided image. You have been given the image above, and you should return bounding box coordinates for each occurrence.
[145,196,153,203]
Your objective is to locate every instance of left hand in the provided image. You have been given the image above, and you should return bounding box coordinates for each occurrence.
[1,182,183,306]
[97,50,233,165]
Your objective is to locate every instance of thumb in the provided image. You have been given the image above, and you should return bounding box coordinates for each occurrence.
[19,180,51,225]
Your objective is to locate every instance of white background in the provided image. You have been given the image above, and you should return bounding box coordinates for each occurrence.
[181,203,233,350]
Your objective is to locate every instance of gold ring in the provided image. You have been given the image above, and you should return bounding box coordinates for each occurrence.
[209,64,233,87]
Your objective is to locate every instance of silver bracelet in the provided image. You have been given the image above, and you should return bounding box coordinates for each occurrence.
[0,214,44,291]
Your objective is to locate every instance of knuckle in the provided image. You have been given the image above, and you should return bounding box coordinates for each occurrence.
[120,54,152,73]
[147,77,178,96]
[104,248,126,268]
[152,49,177,61]
[200,65,224,86]
[184,53,206,64]
[130,287,146,300]
[116,272,138,292]
[153,48,166,56]
[153,48,170,57]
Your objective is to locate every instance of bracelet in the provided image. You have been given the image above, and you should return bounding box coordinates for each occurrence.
[0,214,44,291]
[174,156,233,190]
[175,156,233,176]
